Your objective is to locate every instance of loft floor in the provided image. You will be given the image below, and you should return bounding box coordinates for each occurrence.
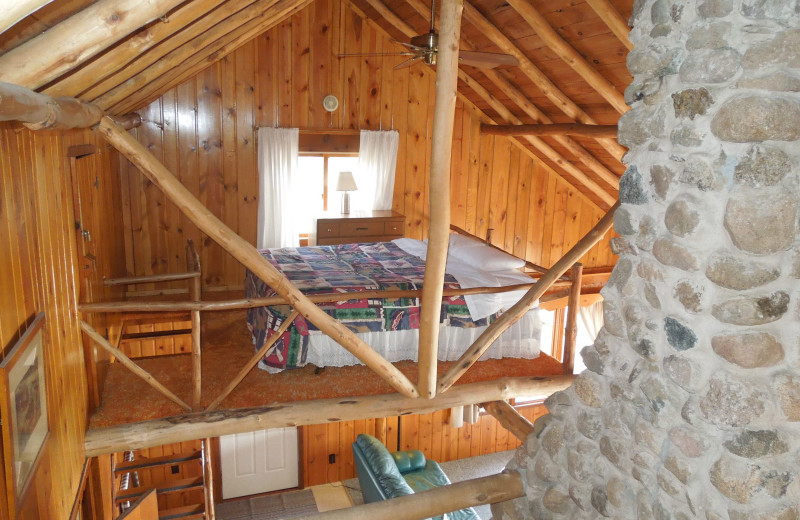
[89,309,564,428]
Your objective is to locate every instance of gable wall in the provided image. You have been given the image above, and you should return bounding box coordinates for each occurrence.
[0,124,126,519]
[119,0,615,291]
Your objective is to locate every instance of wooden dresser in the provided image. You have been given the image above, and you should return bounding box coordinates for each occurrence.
[315,210,405,245]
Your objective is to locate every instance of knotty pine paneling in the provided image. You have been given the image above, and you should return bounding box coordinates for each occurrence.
[120,0,615,291]
[301,404,546,487]
[0,124,126,519]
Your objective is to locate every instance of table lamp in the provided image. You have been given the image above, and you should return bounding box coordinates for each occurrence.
[336,171,357,214]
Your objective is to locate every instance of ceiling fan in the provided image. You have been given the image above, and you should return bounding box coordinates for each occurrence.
[338,0,519,70]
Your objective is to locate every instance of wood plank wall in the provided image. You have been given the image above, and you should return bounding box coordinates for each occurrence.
[301,404,547,487]
[0,123,126,519]
[120,0,615,291]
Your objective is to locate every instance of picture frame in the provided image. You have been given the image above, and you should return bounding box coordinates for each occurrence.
[0,313,50,515]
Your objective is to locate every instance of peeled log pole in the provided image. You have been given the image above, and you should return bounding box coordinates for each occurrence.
[562,263,583,375]
[80,321,192,411]
[0,0,187,90]
[585,0,633,51]
[482,400,535,442]
[438,201,619,393]
[0,0,55,34]
[481,123,618,139]
[96,116,418,399]
[418,0,463,400]
[84,375,573,456]
[295,472,524,520]
[0,80,103,129]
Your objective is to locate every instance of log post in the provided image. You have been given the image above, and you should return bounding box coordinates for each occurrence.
[205,311,299,411]
[562,263,583,375]
[187,240,203,410]
[481,400,534,442]
[481,123,618,138]
[80,321,192,411]
[95,116,418,399]
[438,202,618,393]
[418,0,463,400]
[84,375,573,455]
[294,472,524,520]
[202,438,216,520]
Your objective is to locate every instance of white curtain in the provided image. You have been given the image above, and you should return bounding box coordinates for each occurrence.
[256,127,300,249]
[579,301,604,341]
[355,130,399,211]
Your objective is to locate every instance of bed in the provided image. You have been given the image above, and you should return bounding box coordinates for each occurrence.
[245,236,543,372]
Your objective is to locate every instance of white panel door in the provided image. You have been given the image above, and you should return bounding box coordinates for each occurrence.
[220,427,299,499]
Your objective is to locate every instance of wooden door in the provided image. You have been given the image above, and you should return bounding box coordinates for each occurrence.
[219,428,299,499]
[68,145,99,298]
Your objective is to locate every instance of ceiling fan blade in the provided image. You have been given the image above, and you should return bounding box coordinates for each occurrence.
[337,52,416,58]
[457,50,520,69]
[394,56,424,69]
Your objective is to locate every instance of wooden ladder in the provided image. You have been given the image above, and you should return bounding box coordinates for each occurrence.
[114,440,215,519]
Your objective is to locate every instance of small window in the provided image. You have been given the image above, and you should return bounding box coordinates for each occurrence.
[294,154,359,236]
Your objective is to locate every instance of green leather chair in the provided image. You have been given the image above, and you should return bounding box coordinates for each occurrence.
[352,434,480,519]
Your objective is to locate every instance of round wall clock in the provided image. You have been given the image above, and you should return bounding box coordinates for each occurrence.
[322,94,339,112]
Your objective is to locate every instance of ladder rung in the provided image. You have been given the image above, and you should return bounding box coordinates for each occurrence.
[116,477,205,502]
[159,504,204,520]
[115,451,202,474]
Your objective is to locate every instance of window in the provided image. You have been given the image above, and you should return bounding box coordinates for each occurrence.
[294,154,359,236]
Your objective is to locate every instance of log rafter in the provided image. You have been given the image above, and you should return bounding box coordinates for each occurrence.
[461,1,627,161]
[585,0,634,51]
[481,123,618,139]
[504,0,627,114]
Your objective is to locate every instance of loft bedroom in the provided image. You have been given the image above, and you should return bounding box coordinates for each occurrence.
[0,0,631,518]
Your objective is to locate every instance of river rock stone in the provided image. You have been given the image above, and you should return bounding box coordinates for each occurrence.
[680,48,741,83]
[541,423,564,458]
[664,317,698,351]
[709,456,763,503]
[671,124,705,147]
[700,376,766,427]
[724,429,789,458]
[711,96,800,142]
[724,193,797,254]
[653,238,700,271]
[711,291,790,325]
[742,29,800,69]
[774,375,800,421]
[543,486,571,514]
[711,332,784,368]
[672,88,713,119]
[705,254,780,290]
[574,374,603,408]
[729,506,800,520]
[738,71,800,92]
[669,426,710,457]
[741,0,800,21]
[663,355,695,391]
[734,145,791,187]
[614,206,637,235]
[674,280,703,312]
[620,165,649,204]
[687,21,731,48]
[698,0,733,17]
[680,158,719,191]
[591,486,610,517]
[628,46,683,77]
[664,453,691,484]
[665,199,700,237]
[651,164,675,199]
[619,106,667,147]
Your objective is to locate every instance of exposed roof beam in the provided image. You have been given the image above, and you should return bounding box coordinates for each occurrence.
[0,0,55,34]
[461,1,626,160]
[42,0,240,98]
[585,0,633,51]
[481,123,618,138]
[100,0,312,114]
[504,0,627,114]
[0,0,187,90]
[458,71,616,206]
[0,80,102,129]
[84,375,573,455]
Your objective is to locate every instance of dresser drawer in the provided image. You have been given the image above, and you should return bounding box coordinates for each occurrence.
[317,221,340,237]
[340,221,385,237]
[384,220,404,236]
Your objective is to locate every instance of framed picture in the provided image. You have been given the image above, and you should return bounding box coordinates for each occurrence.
[0,313,49,514]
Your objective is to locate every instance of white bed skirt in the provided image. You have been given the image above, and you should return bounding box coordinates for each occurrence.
[258,308,542,373]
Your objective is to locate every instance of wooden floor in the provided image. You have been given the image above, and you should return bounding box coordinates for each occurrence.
[89,309,565,428]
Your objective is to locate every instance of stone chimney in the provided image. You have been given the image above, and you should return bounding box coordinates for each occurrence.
[493,1,800,518]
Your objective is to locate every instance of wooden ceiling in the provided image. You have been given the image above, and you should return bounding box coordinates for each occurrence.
[0,0,632,208]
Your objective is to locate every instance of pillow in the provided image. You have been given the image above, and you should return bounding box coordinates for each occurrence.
[447,233,526,271]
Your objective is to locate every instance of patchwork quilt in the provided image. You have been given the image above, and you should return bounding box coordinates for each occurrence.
[245,242,494,370]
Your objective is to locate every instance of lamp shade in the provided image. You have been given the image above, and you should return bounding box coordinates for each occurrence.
[336,171,358,192]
